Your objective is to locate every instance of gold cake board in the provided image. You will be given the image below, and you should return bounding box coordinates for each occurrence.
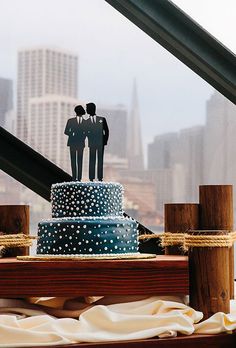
[17,253,156,261]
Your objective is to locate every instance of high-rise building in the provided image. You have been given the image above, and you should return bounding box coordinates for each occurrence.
[203,91,236,223]
[0,78,13,127]
[148,132,178,170]
[17,47,78,145]
[146,132,179,214]
[97,104,127,159]
[29,95,78,172]
[204,91,236,185]
[177,125,204,201]
[127,79,144,170]
[148,124,204,211]
[16,47,79,173]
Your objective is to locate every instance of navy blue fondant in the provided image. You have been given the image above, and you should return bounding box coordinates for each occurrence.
[37,181,139,256]
[51,182,123,218]
[37,217,138,255]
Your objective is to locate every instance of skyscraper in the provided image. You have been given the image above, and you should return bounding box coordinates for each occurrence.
[29,95,78,172]
[203,91,236,222]
[148,132,178,170]
[177,125,204,201]
[17,47,78,141]
[16,47,79,172]
[148,124,204,210]
[204,91,236,185]
[97,104,127,159]
[0,78,13,127]
[127,79,144,170]
[147,132,181,212]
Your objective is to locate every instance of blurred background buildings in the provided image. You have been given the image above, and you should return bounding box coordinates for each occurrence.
[0,43,235,233]
[0,1,235,233]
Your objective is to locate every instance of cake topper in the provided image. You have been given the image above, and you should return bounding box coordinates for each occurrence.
[86,103,109,182]
[64,105,86,181]
[64,103,109,181]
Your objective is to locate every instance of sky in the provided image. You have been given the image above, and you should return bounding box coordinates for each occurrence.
[0,0,235,150]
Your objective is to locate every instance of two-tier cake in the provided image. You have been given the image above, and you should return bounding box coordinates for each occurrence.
[36,181,139,257]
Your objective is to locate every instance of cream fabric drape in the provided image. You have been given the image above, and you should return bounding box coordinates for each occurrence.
[0,294,236,347]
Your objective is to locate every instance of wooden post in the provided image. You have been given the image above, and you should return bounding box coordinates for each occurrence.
[188,230,230,318]
[0,205,30,257]
[199,185,234,299]
[164,203,199,255]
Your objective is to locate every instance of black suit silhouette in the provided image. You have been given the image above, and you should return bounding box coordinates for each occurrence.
[64,116,86,180]
[87,115,109,181]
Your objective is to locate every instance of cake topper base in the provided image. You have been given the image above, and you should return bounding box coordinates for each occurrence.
[17,253,156,261]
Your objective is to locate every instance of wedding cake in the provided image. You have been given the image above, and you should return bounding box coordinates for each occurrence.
[36,181,139,256]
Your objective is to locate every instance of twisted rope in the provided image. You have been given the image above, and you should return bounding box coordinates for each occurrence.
[1,231,235,251]
[138,232,185,246]
[0,233,37,248]
[184,231,236,250]
[138,233,162,240]
[138,231,236,249]
[160,232,186,247]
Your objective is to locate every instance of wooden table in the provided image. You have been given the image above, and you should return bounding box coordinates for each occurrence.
[0,256,188,297]
[0,256,235,347]
[32,334,236,348]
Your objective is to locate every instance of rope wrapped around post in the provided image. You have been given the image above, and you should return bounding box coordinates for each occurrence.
[139,229,236,318]
[138,232,186,250]
[184,230,236,249]
[159,232,186,247]
[0,233,37,254]
[186,229,236,318]
[138,231,236,249]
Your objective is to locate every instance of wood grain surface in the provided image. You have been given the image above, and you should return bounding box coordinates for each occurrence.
[27,333,236,348]
[0,205,29,256]
[189,230,230,318]
[199,185,234,299]
[0,256,188,297]
[164,203,199,255]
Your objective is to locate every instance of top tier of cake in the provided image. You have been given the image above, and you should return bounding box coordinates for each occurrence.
[51,182,123,218]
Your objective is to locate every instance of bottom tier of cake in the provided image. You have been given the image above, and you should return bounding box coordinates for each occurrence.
[37,216,138,255]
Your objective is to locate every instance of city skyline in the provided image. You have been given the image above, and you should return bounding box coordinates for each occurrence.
[2,50,236,174]
[1,0,235,151]
[1,69,236,229]
[0,0,236,233]
[2,66,235,172]
[2,44,146,173]
[147,90,236,213]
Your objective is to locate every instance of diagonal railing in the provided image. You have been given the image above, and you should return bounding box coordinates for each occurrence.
[105,0,236,104]
[0,127,71,201]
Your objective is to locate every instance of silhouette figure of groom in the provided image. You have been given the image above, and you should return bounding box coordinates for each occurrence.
[86,102,109,181]
[64,105,86,181]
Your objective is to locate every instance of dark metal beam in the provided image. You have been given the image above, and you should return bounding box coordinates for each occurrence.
[105,0,236,104]
[0,127,71,201]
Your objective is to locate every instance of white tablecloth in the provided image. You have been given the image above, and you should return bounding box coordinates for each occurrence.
[0,292,236,347]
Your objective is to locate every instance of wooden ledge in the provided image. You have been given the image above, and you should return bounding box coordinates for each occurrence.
[0,256,188,297]
[26,333,236,348]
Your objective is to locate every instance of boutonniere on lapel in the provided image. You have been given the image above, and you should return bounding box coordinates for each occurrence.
[99,119,103,123]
